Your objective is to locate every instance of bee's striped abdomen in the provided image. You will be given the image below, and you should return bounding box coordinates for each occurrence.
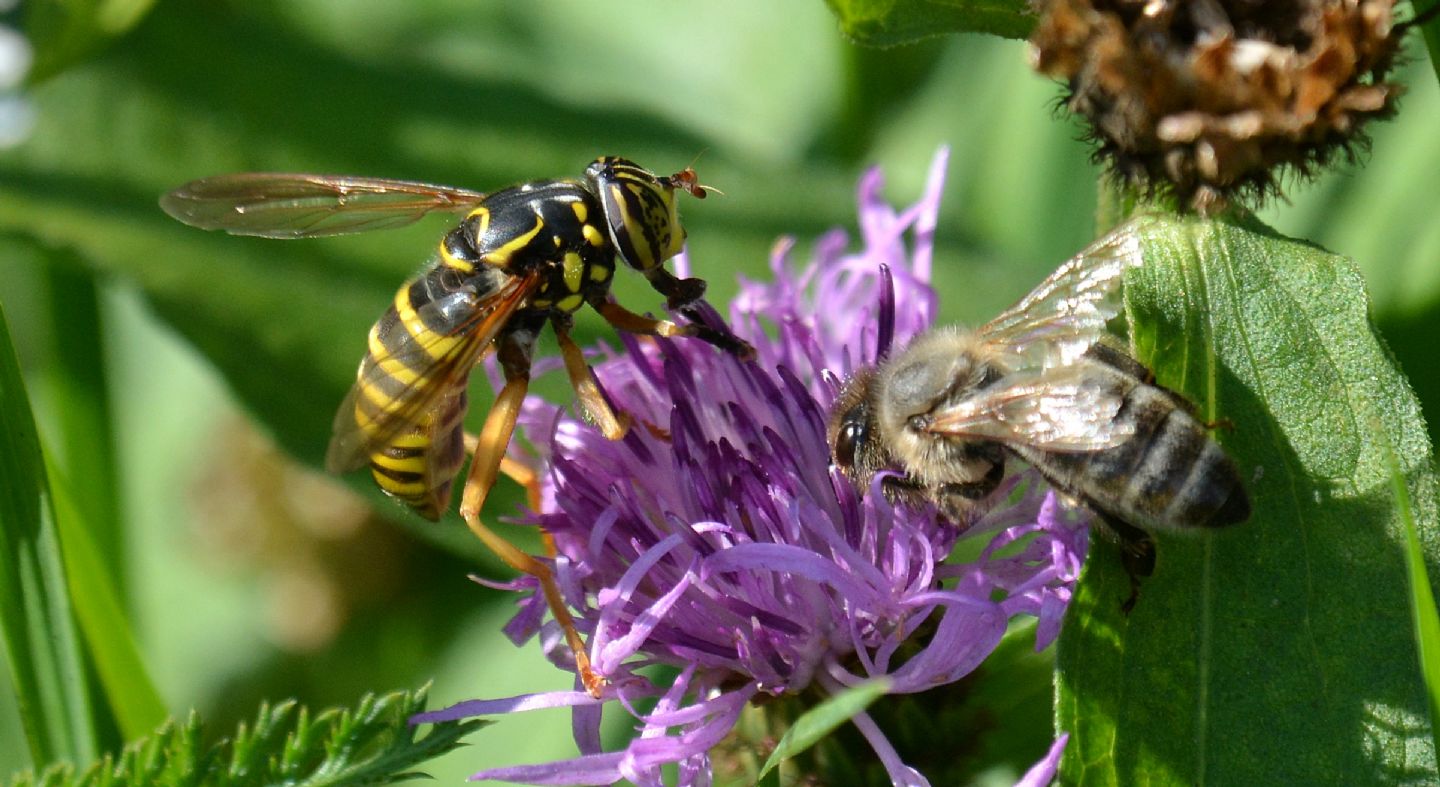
[1028,362,1250,532]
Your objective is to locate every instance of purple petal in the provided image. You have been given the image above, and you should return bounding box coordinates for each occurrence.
[471,751,626,785]
[411,690,603,723]
[1015,734,1068,787]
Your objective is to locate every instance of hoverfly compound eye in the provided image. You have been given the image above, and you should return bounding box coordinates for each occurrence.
[585,157,685,273]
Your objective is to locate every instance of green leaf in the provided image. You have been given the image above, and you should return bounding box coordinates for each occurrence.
[44,458,167,740]
[38,259,124,592]
[757,677,892,781]
[1385,416,1440,761]
[0,302,98,766]
[23,0,159,82]
[1057,215,1440,784]
[823,0,1035,45]
[1417,0,1440,92]
[8,686,485,786]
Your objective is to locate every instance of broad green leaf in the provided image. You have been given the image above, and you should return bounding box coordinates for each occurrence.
[0,302,98,766]
[23,0,159,82]
[1057,216,1440,784]
[823,0,1034,44]
[757,677,892,781]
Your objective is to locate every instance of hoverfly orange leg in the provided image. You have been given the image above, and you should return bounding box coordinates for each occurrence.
[594,298,756,360]
[459,327,605,697]
[463,433,543,512]
[496,455,557,559]
[554,317,630,440]
[496,455,544,515]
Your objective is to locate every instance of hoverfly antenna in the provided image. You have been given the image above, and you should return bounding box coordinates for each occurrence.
[665,166,722,199]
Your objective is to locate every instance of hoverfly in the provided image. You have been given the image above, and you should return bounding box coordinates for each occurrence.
[162,157,754,693]
[827,223,1249,608]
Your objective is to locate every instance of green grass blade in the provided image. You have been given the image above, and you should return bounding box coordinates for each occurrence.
[1383,415,1440,758]
[44,457,167,739]
[0,301,98,765]
[757,677,891,781]
[40,261,124,596]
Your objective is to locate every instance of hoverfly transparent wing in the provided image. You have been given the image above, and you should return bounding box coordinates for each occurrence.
[324,270,541,473]
[161,174,490,238]
[922,365,1135,451]
[977,219,1151,371]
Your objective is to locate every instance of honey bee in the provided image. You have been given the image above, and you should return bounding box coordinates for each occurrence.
[162,157,753,693]
[827,224,1249,604]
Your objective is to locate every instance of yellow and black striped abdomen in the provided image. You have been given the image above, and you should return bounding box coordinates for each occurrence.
[346,266,502,518]
[366,387,469,520]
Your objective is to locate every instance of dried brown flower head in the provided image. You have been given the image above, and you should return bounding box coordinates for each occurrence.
[1031,0,1418,212]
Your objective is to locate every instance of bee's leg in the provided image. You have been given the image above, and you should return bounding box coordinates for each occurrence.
[552,314,630,441]
[592,296,755,360]
[501,454,562,558]
[458,320,604,697]
[1090,512,1155,614]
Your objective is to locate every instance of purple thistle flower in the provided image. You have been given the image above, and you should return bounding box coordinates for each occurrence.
[415,149,1086,786]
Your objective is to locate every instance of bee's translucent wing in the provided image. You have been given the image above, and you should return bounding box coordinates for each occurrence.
[324,271,540,473]
[161,174,490,238]
[922,365,1135,451]
[977,219,1150,371]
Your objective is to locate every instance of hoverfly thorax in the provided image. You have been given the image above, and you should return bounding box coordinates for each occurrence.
[585,156,691,273]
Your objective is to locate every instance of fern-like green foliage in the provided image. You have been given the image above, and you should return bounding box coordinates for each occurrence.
[7,686,485,787]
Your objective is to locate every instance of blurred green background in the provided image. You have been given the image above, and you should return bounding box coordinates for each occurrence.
[0,0,1437,781]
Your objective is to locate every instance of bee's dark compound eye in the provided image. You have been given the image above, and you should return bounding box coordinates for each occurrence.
[834,417,866,470]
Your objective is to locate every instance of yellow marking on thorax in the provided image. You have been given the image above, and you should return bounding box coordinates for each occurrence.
[482,215,543,268]
[571,201,588,224]
[467,207,491,234]
[439,241,474,273]
[555,293,583,312]
[589,264,610,282]
[582,224,606,247]
[562,252,584,294]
